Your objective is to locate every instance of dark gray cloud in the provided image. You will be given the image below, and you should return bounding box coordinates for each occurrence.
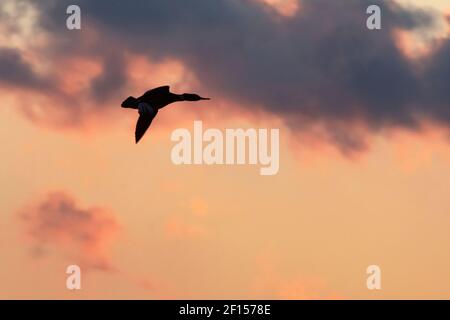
[3,0,450,150]
[0,47,51,90]
[90,52,127,102]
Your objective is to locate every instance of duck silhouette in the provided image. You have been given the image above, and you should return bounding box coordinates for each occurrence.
[121,85,210,143]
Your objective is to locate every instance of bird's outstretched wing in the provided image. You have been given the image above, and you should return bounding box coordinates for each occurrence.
[135,111,157,143]
[142,85,170,98]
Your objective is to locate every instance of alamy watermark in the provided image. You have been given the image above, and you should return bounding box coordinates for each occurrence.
[366,4,382,30]
[66,5,81,30]
[366,265,382,290]
[170,121,280,176]
[65,4,382,32]
[66,264,81,290]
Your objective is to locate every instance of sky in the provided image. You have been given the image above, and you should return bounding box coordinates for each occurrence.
[1,0,450,299]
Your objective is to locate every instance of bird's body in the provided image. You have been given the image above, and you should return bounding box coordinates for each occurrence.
[121,86,209,143]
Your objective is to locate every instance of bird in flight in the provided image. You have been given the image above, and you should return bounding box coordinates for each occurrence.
[121,86,210,143]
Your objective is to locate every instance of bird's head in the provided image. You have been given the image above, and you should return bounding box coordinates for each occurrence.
[182,93,210,101]
[121,96,139,108]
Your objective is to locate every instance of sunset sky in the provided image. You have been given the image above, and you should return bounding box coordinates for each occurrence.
[1,0,450,299]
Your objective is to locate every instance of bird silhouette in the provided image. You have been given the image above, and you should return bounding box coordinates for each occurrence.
[121,86,210,143]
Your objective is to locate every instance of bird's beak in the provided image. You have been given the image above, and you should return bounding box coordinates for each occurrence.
[200,97,211,100]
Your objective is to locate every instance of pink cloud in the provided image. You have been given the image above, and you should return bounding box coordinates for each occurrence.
[19,191,120,271]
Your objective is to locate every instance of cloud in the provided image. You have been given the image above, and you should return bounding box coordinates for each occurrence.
[250,251,343,299]
[19,191,120,271]
[255,0,300,17]
[2,0,450,151]
[0,47,51,90]
[165,215,209,239]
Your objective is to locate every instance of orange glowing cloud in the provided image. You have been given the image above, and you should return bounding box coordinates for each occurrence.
[393,24,449,60]
[165,216,209,239]
[255,0,300,17]
[56,57,103,96]
[126,54,198,95]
